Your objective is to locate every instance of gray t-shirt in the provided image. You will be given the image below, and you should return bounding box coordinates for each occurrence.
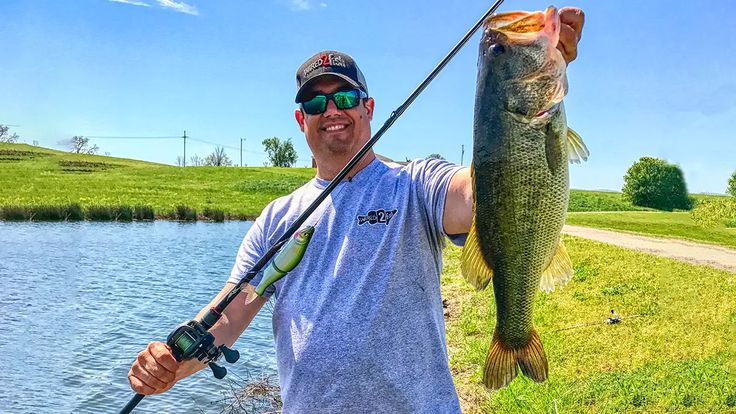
[229,157,463,413]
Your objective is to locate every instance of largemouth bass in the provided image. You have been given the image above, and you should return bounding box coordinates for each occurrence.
[461,6,589,390]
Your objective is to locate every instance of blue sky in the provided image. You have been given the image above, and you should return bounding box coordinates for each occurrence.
[1,0,734,194]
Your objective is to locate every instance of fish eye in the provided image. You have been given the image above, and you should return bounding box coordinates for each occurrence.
[491,43,505,56]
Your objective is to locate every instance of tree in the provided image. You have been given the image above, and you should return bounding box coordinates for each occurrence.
[176,156,184,167]
[189,154,204,167]
[426,153,445,160]
[728,170,736,197]
[262,137,298,167]
[64,136,98,154]
[0,124,19,143]
[622,157,692,211]
[204,147,232,166]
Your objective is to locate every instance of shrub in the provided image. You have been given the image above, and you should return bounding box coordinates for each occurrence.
[30,205,66,221]
[65,203,84,221]
[86,205,133,221]
[1,205,30,220]
[728,170,736,197]
[175,204,197,221]
[87,205,115,221]
[203,208,225,222]
[133,205,155,220]
[622,157,693,211]
[692,199,736,227]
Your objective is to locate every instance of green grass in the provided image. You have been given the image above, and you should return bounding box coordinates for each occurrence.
[0,143,315,219]
[441,237,736,413]
[566,211,736,249]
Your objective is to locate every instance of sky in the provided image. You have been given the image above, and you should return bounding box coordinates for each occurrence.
[1,0,734,194]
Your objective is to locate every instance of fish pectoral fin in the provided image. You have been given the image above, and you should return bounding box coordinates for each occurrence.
[483,329,548,390]
[566,127,590,164]
[539,239,574,292]
[461,217,494,290]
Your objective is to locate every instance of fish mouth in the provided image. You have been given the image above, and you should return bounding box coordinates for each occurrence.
[487,6,558,41]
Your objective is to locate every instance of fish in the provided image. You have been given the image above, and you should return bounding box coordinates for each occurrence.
[461,6,589,390]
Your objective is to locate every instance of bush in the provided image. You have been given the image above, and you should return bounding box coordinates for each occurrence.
[692,199,736,227]
[175,204,197,221]
[728,170,736,197]
[133,205,155,220]
[203,208,225,222]
[1,205,30,220]
[622,157,693,211]
[87,205,133,221]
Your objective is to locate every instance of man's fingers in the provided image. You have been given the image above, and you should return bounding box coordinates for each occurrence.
[131,362,170,391]
[128,374,156,395]
[557,24,578,63]
[148,342,179,373]
[559,7,585,39]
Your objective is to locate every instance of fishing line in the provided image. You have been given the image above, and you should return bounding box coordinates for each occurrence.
[119,0,507,412]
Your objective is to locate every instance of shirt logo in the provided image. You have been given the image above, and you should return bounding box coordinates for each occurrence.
[357,209,398,226]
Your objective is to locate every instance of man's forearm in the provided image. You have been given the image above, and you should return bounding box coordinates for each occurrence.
[174,283,268,382]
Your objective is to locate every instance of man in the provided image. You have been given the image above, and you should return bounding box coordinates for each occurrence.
[128,7,584,412]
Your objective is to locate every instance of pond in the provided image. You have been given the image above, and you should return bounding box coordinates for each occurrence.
[0,221,277,413]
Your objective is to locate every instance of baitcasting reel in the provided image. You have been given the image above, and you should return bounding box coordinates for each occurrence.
[166,319,240,379]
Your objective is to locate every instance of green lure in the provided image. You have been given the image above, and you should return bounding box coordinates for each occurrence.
[255,226,315,296]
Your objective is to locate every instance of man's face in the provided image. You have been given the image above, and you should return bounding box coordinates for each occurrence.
[295,76,374,161]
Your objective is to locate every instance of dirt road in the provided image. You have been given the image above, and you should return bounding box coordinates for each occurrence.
[563,225,736,273]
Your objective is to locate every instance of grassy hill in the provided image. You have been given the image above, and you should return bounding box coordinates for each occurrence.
[0,143,730,221]
[0,143,314,219]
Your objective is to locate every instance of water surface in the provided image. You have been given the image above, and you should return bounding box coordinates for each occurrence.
[0,221,277,413]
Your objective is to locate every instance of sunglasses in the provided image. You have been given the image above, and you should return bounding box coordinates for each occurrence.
[300,89,367,115]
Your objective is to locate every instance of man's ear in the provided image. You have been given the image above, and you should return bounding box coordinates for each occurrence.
[363,97,375,121]
[295,109,306,132]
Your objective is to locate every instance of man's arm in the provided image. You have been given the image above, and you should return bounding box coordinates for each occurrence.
[128,282,268,395]
[442,7,584,235]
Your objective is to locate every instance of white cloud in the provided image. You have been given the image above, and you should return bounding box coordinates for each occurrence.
[109,0,151,7]
[320,2,327,7]
[290,0,311,11]
[157,0,199,15]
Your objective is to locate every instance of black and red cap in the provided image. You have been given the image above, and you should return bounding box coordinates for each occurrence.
[295,50,368,103]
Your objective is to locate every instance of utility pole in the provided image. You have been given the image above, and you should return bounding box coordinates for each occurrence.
[460,144,465,166]
[183,130,187,167]
[240,138,246,167]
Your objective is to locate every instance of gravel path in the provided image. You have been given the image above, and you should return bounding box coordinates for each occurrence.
[563,225,736,273]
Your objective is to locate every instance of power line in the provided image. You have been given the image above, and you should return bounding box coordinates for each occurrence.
[86,136,180,139]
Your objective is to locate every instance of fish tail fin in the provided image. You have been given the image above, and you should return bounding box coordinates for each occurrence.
[566,127,590,163]
[539,239,574,292]
[483,329,549,389]
[460,215,494,290]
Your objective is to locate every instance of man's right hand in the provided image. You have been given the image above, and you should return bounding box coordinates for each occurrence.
[128,341,180,395]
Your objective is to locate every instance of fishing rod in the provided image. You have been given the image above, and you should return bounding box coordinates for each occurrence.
[119,0,506,412]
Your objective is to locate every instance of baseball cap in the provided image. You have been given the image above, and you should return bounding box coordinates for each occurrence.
[295,50,368,103]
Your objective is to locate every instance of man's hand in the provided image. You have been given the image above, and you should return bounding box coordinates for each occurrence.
[128,341,180,395]
[557,7,585,63]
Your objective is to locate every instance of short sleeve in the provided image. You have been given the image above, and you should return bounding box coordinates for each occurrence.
[407,159,463,244]
[227,213,276,298]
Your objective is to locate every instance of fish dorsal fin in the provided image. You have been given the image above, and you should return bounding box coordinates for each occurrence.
[461,216,494,290]
[539,239,574,292]
[566,127,589,164]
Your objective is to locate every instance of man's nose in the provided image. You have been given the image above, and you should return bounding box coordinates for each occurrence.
[322,98,341,116]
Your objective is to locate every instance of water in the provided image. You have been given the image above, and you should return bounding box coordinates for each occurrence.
[0,221,278,414]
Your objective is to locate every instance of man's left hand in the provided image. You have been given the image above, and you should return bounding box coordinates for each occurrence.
[557,7,585,63]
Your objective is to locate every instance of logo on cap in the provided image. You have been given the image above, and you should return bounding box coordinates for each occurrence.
[303,53,348,77]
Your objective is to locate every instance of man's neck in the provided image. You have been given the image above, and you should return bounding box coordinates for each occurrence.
[315,151,376,181]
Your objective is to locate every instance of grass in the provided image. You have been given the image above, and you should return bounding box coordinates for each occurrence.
[0,143,315,219]
[566,211,736,249]
[441,236,736,413]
